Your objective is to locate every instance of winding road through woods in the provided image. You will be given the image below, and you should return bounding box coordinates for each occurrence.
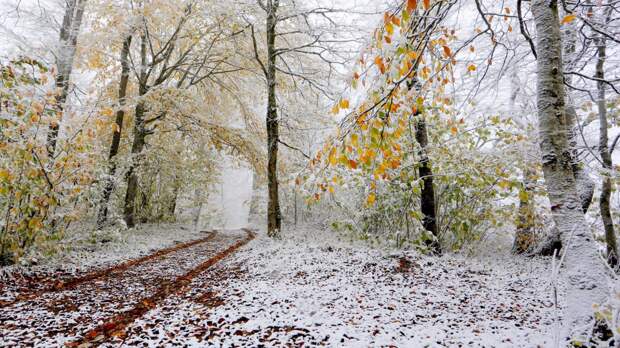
[0,229,255,347]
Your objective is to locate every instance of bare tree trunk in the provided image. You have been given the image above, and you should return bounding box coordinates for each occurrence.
[265,0,281,237]
[415,117,440,254]
[123,35,148,229]
[97,35,133,228]
[532,0,608,340]
[123,100,146,228]
[595,29,618,268]
[47,0,86,158]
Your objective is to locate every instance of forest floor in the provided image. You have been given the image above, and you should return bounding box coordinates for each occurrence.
[0,224,557,347]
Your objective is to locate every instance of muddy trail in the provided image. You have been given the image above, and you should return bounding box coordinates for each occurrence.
[0,229,255,347]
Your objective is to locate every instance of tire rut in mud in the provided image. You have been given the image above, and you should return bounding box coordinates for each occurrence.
[0,231,217,308]
[0,229,254,347]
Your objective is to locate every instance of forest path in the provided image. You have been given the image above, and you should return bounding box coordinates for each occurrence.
[0,229,255,347]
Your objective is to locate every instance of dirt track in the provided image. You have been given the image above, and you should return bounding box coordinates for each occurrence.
[0,229,255,347]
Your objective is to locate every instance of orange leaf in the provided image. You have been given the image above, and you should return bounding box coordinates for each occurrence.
[561,14,577,25]
[442,45,451,58]
[423,0,430,10]
[374,56,386,74]
[407,0,417,12]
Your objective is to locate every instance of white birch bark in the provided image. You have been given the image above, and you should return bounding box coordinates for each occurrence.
[532,0,608,341]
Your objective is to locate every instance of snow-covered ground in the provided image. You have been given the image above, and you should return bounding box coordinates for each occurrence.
[106,224,557,347]
[0,223,207,293]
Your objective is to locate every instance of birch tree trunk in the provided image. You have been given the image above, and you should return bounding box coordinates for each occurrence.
[563,20,595,214]
[46,0,86,158]
[595,29,618,267]
[532,0,608,340]
[97,35,133,228]
[265,0,282,237]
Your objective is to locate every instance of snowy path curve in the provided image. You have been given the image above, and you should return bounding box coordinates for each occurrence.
[0,229,255,347]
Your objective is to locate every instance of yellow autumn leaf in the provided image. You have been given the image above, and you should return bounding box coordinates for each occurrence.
[111,123,121,133]
[0,169,10,181]
[331,104,340,115]
[101,107,114,117]
[385,22,394,36]
[367,193,376,205]
[328,147,337,166]
[561,14,577,25]
[339,99,350,109]
[467,64,477,72]
[498,180,511,190]
[450,126,458,135]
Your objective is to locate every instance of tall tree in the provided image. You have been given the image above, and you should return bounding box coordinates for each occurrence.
[532,0,608,340]
[263,0,282,236]
[563,20,595,214]
[595,5,618,268]
[123,33,149,228]
[247,0,344,237]
[97,34,133,228]
[46,0,87,158]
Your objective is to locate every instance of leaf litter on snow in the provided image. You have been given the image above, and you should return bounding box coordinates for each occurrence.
[0,228,244,347]
[0,223,208,304]
[109,224,557,347]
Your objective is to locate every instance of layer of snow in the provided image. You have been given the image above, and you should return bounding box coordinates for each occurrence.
[0,223,207,281]
[111,224,557,347]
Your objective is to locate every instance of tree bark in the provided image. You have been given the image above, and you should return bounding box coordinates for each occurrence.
[46,0,86,158]
[532,0,608,340]
[265,0,281,237]
[415,117,440,254]
[123,35,148,229]
[595,29,618,268]
[563,20,595,214]
[97,35,133,228]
